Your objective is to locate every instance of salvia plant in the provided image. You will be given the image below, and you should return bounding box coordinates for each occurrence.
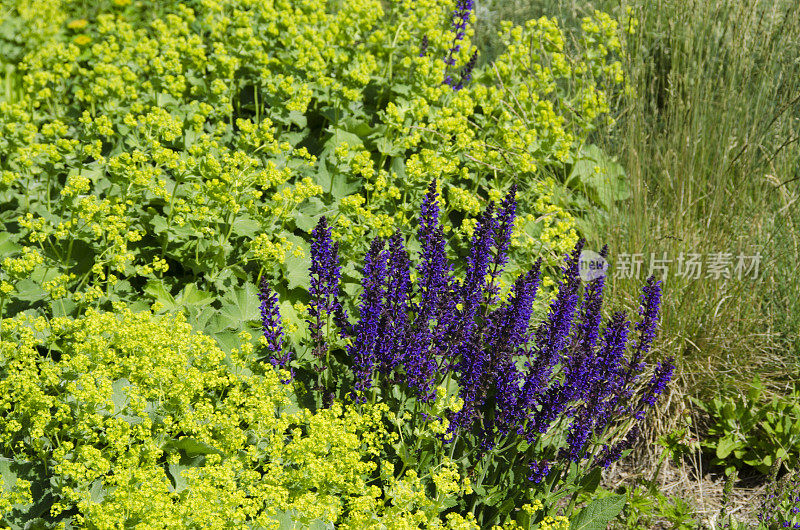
[757,459,800,529]
[258,179,675,527]
[714,459,800,529]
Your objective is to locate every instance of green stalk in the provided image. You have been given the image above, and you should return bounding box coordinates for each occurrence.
[0,294,6,335]
[255,82,260,124]
[160,172,183,259]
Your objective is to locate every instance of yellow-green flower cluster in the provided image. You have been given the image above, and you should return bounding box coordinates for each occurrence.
[511,177,580,259]
[336,193,398,241]
[308,2,623,272]
[0,308,488,527]
[0,478,33,516]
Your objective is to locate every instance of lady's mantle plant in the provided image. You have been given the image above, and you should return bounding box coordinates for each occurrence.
[0,306,493,528]
[259,180,675,527]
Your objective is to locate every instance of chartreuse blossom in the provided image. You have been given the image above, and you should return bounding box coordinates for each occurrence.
[0,307,500,528]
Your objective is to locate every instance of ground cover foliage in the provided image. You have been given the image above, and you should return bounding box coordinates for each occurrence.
[0,0,797,528]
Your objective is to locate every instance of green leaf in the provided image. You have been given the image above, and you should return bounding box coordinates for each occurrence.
[187,305,218,334]
[231,216,262,239]
[441,497,459,510]
[483,484,503,506]
[50,298,77,318]
[111,378,132,414]
[721,402,735,421]
[278,299,305,344]
[167,463,191,493]
[392,83,411,96]
[0,231,21,257]
[321,128,364,162]
[281,239,310,291]
[292,197,329,232]
[210,330,240,353]
[390,156,406,180]
[688,395,709,413]
[715,435,739,459]
[218,281,261,324]
[376,137,400,156]
[144,279,179,312]
[497,496,517,517]
[566,144,629,211]
[569,494,626,530]
[0,457,20,491]
[472,483,487,497]
[11,276,47,303]
[164,437,223,456]
[579,466,603,495]
[288,110,306,129]
[265,508,301,530]
[746,377,763,402]
[175,283,215,308]
[0,457,50,527]
[22,518,58,530]
[90,478,107,503]
[329,171,361,200]
[313,158,333,193]
[264,508,333,530]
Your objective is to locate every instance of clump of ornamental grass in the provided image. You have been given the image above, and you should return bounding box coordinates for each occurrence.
[258,179,675,528]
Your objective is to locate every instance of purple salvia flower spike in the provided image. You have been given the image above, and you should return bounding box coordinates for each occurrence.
[635,356,675,418]
[495,184,517,269]
[417,180,451,317]
[443,0,475,87]
[527,459,551,484]
[623,275,663,388]
[539,238,585,358]
[563,312,629,463]
[590,311,632,434]
[347,238,388,403]
[258,277,292,381]
[381,233,412,368]
[454,49,478,91]
[564,244,608,404]
[308,216,345,362]
[594,426,640,468]
[482,184,518,308]
[461,201,497,318]
[449,202,498,430]
[373,234,412,378]
[575,249,607,353]
[476,259,543,442]
[402,181,454,403]
[519,240,584,419]
[419,34,429,57]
